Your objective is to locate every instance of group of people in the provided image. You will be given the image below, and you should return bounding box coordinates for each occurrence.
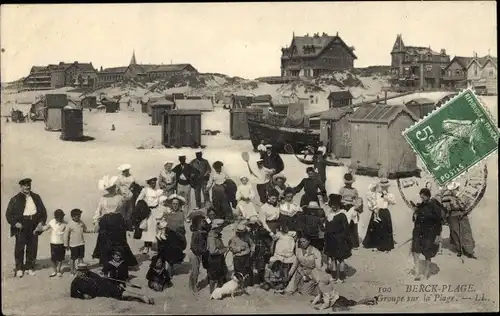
[4,142,477,309]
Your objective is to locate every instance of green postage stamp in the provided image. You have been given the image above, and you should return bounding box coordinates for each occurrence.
[403,88,499,187]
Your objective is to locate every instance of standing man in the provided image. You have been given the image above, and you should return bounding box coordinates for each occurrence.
[116,164,136,228]
[173,154,198,220]
[261,144,284,176]
[248,159,274,205]
[6,178,47,277]
[190,151,212,210]
[313,150,327,186]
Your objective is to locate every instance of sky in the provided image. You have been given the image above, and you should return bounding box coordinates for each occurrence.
[0,2,497,82]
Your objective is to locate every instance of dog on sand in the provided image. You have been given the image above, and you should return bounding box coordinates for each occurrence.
[210,272,247,300]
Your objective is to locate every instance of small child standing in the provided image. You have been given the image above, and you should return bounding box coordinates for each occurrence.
[228,224,255,287]
[339,173,359,211]
[235,176,258,220]
[39,209,67,277]
[64,209,94,275]
[366,184,382,223]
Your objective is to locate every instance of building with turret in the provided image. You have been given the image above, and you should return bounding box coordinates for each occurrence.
[389,34,450,90]
[280,32,357,78]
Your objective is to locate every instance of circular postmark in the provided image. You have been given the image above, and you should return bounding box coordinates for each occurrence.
[397,160,488,213]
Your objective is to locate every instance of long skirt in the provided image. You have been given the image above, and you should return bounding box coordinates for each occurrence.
[348,222,360,248]
[141,207,162,243]
[207,254,228,282]
[93,234,138,267]
[237,200,258,219]
[157,229,186,266]
[299,194,319,208]
[362,209,395,252]
[284,267,319,295]
[233,254,252,277]
[212,184,233,221]
[448,215,475,255]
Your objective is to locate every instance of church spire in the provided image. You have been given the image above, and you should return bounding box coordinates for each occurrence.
[130,50,137,65]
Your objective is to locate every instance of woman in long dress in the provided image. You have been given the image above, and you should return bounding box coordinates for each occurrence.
[135,177,164,254]
[206,161,233,221]
[92,176,138,273]
[235,176,258,220]
[157,194,188,278]
[362,178,396,252]
[115,164,136,229]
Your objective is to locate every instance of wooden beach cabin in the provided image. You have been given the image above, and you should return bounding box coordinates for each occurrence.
[30,99,45,121]
[230,107,263,140]
[349,104,420,178]
[272,103,291,115]
[231,95,253,109]
[151,99,175,126]
[61,105,84,141]
[319,106,354,158]
[161,110,202,148]
[327,90,353,108]
[175,99,214,112]
[404,98,435,119]
[81,96,97,109]
[44,94,68,131]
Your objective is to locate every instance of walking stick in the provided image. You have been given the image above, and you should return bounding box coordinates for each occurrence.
[458,217,464,264]
[102,276,142,289]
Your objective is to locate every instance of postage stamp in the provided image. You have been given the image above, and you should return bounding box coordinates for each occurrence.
[403,88,500,187]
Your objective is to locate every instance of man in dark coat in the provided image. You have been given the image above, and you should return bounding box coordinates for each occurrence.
[5,178,47,277]
[293,167,327,207]
[189,151,212,209]
[172,154,199,217]
[261,144,284,176]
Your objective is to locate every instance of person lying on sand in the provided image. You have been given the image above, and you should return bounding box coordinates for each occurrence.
[70,263,154,305]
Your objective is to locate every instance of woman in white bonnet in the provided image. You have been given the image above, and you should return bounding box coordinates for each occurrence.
[236,176,258,220]
[93,175,124,226]
[136,177,164,254]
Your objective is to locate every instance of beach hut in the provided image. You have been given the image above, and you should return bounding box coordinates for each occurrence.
[61,105,84,141]
[44,94,68,131]
[251,102,272,109]
[186,95,202,100]
[172,93,185,101]
[272,103,291,115]
[253,94,273,104]
[30,99,45,121]
[81,96,97,109]
[230,107,263,140]
[232,95,252,109]
[151,99,175,125]
[327,90,353,108]
[319,107,354,158]
[162,110,202,148]
[349,104,419,178]
[404,98,435,119]
[175,99,214,112]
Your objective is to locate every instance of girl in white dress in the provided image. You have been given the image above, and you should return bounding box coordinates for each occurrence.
[136,177,164,254]
[236,176,258,220]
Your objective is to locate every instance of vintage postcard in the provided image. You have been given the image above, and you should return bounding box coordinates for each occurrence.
[1,2,498,315]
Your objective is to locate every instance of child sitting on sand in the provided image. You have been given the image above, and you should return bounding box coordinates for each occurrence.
[107,248,128,282]
[146,254,172,292]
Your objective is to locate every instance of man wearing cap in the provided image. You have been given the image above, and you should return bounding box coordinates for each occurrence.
[438,182,476,259]
[261,144,284,176]
[189,151,212,209]
[172,154,198,215]
[6,178,47,277]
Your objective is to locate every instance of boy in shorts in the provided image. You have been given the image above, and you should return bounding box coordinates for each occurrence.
[64,209,94,275]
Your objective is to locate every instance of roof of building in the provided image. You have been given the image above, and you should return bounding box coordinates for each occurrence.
[251,102,272,107]
[349,104,418,124]
[31,66,48,73]
[253,94,273,102]
[320,106,353,121]
[282,33,357,59]
[327,90,353,101]
[100,66,129,74]
[467,55,498,68]
[147,64,194,73]
[175,99,213,111]
[151,99,175,107]
[405,98,435,106]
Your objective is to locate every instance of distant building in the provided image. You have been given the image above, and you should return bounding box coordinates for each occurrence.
[442,56,473,89]
[466,54,497,95]
[23,62,97,91]
[96,51,198,87]
[389,34,450,90]
[280,32,357,78]
[327,90,353,108]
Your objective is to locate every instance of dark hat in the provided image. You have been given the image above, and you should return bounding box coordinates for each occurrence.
[213,161,224,169]
[54,209,65,217]
[328,194,342,206]
[70,208,83,217]
[19,178,32,186]
[343,173,354,184]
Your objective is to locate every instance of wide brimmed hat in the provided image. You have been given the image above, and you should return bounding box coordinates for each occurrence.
[211,218,224,229]
[76,263,89,271]
[117,164,131,172]
[273,173,287,183]
[446,182,460,191]
[343,173,354,184]
[159,195,169,204]
[236,223,248,233]
[164,160,174,165]
[247,215,261,225]
[178,154,186,158]
[98,175,118,191]
[19,178,32,186]
[303,201,322,209]
[328,194,342,207]
[167,194,186,204]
